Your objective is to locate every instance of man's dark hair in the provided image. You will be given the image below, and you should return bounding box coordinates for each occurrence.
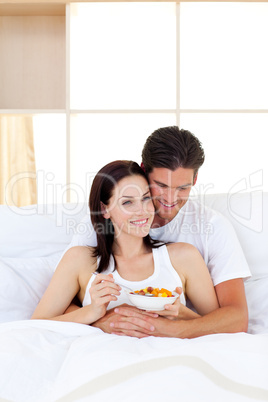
[141,126,205,177]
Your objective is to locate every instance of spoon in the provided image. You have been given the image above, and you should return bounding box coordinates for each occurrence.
[92,272,153,296]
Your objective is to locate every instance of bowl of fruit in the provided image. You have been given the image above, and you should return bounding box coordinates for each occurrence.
[127,286,179,311]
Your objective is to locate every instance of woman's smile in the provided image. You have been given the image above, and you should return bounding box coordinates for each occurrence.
[129,218,149,226]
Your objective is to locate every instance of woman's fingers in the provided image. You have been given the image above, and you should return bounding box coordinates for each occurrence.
[89,273,121,306]
[95,294,118,305]
[147,288,182,318]
[175,286,183,295]
[93,283,121,297]
[92,272,115,285]
[91,273,121,295]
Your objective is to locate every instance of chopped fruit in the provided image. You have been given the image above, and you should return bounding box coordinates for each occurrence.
[131,286,175,297]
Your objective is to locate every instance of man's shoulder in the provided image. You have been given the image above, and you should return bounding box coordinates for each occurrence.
[177,198,226,223]
[186,198,236,233]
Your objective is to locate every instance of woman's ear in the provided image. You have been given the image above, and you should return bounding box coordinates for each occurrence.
[101,202,110,219]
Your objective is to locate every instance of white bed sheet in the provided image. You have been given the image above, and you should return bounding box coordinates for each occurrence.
[0,320,268,402]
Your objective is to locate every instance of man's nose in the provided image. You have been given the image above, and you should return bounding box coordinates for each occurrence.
[162,187,177,202]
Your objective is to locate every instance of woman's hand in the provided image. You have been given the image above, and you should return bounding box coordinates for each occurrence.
[88,273,121,322]
[148,287,183,320]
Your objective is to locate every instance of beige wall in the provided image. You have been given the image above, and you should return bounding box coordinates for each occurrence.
[0,15,65,109]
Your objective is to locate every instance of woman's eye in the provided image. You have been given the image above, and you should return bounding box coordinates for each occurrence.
[122,200,132,206]
[143,196,152,201]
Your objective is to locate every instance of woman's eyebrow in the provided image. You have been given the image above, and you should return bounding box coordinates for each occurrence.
[119,190,150,199]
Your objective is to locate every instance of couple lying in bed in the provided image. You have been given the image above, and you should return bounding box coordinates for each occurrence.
[32,126,250,338]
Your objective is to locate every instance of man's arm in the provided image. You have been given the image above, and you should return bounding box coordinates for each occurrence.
[159,278,248,338]
[109,278,248,338]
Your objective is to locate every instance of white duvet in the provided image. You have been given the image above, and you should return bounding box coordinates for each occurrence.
[0,320,268,402]
[0,256,267,402]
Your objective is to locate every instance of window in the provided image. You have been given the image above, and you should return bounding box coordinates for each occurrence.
[30,2,268,202]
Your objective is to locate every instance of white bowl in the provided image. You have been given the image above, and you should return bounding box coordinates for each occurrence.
[126,291,179,311]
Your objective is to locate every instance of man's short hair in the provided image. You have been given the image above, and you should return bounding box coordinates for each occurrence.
[141,126,205,177]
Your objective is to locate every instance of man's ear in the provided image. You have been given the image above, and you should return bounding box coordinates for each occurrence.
[101,202,110,219]
[140,162,146,172]
[193,172,198,186]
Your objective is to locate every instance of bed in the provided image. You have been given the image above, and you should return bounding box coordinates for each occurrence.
[0,192,268,402]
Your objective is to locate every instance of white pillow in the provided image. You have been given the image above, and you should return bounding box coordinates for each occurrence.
[0,203,89,258]
[0,254,60,322]
[245,277,268,334]
[204,192,268,280]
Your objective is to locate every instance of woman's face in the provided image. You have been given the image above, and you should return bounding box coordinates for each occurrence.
[104,175,155,239]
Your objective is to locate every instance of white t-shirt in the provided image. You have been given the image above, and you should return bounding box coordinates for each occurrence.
[61,199,251,286]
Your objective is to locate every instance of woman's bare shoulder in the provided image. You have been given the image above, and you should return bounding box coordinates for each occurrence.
[166,242,200,257]
[166,243,203,271]
[64,245,94,258]
[59,246,97,271]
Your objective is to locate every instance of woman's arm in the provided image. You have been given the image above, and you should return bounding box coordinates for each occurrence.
[31,247,120,325]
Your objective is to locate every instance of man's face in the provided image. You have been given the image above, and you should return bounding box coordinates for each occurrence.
[147,166,195,225]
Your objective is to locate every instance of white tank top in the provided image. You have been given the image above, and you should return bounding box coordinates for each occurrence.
[82,245,186,309]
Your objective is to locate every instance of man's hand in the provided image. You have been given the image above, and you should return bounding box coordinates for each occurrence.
[97,287,197,338]
[108,279,248,338]
[110,302,199,338]
[91,304,158,337]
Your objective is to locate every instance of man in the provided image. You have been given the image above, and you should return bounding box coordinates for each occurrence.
[65,126,250,338]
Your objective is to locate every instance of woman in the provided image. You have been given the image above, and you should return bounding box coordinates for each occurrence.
[32,160,219,325]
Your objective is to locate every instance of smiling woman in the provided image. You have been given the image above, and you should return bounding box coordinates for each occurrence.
[89,160,157,273]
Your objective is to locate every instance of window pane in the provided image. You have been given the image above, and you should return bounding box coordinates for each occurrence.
[180,113,268,194]
[33,114,66,204]
[180,3,268,109]
[70,3,176,110]
[70,113,176,203]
